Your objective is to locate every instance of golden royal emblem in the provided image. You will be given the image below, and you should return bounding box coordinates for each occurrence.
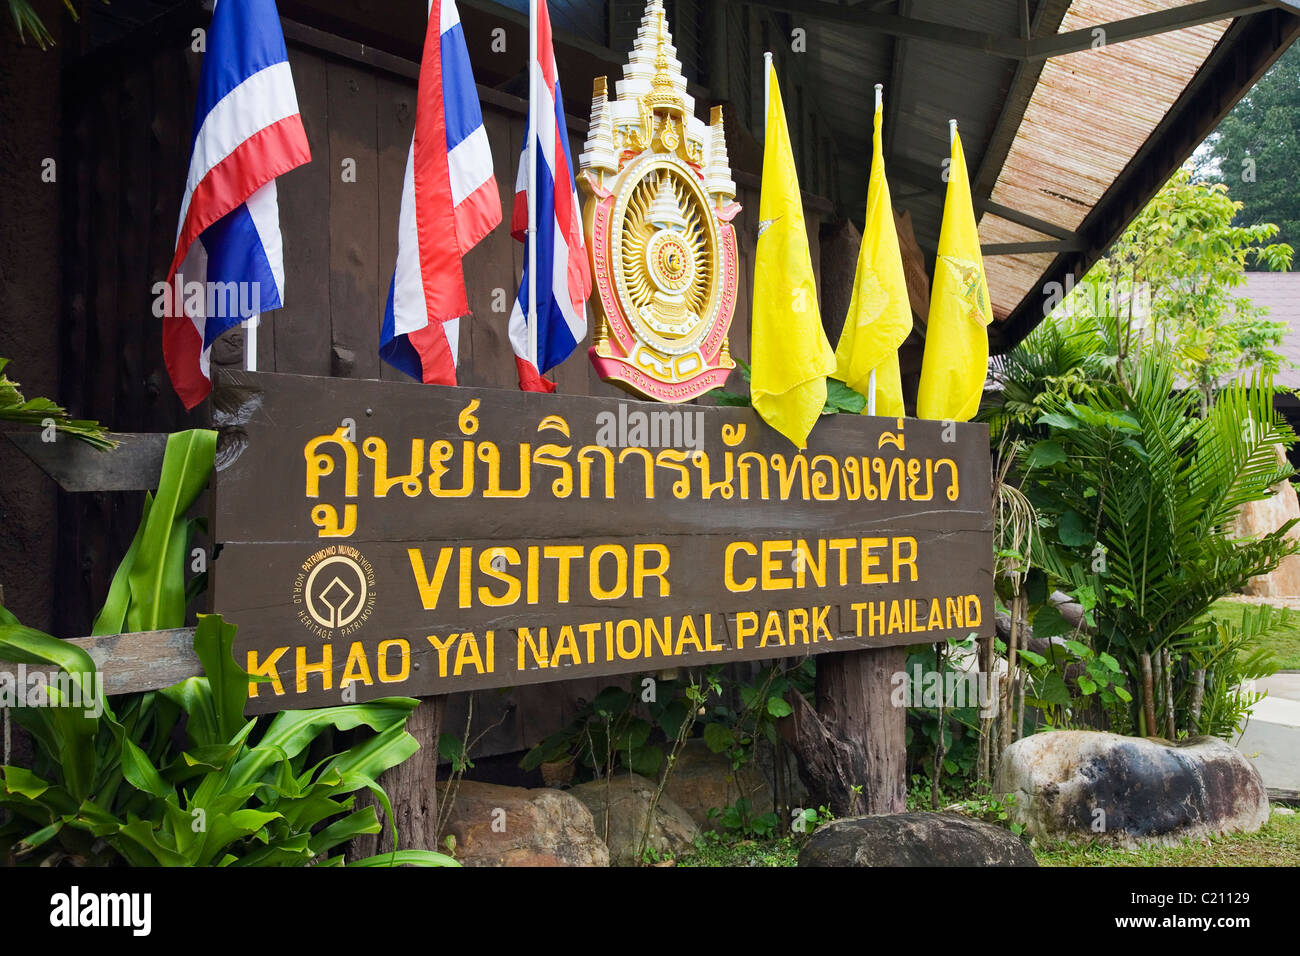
[579,0,741,403]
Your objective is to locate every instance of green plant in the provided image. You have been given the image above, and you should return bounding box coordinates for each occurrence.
[1016,636,1132,732]
[713,357,866,415]
[1020,349,1298,736]
[521,683,676,781]
[954,790,1026,837]
[699,662,795,771]
[92,429,216,636]
[0,358,114,449]
[707,796,779,840]
[901,638,982,793]
[0,612,455,867]
[793,804,832,835]
[1186,604,1281,738]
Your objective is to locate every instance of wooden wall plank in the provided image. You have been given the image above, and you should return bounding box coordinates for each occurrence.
[460,104,523,391]
[375,72,414,384]
[272,46,331,377]
[327,60,381,381]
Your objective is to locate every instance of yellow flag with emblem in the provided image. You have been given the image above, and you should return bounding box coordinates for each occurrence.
[916,124,992,421]
[833,89,911,417]
[750,60,836,449]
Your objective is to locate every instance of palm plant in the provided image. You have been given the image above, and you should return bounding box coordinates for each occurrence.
[1020,347,1295,735]
[982,299,1117,444]
[7,0,73,49]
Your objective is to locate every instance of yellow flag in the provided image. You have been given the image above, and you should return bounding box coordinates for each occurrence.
[916,126,992,421]
[750,62,836,449]
[833,93,911,418]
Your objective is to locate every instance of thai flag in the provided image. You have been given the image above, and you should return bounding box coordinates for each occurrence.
[380,0,501,385]
[163,0,311,410]
[507,0,591,391]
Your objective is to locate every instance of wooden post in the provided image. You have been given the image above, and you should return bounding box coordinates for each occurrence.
[350,696,446,858]
[788,647,907,817]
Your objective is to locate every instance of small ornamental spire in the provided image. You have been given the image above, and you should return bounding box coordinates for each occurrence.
[580,75,618,177]
[705,105,736,205]
[646,8,684,115]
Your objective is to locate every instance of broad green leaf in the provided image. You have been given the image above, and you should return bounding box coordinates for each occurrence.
[258,699,419,762]
[626,744,663,777]
[766,697,793,718]
[125,429,217,633]
[1032,605,1071,639]
[308,806,381,856]
[1026,440,1067,470]
[91,492,154,636]
[348,850,461,867]
[1057,511,1092,547]
[191,613,248,744]
[702,722,732,754]
[0,766,51,801]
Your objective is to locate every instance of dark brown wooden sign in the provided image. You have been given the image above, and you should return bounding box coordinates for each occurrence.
[211,370,994,712]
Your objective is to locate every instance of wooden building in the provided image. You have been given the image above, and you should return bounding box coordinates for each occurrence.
[2,0,1298,768]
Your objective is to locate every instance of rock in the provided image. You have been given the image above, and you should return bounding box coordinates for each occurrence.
[1232,444,1300,596]
[437,780,609,866]
[798,813,1037,867]
[568,774,699,866]
[997,731,1270,848]
[662,739,802,831]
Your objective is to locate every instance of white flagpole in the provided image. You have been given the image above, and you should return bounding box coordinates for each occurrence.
[764,50,772,116]
[245,313,259,372]
[526,0,539,375]
[866,82,883,417]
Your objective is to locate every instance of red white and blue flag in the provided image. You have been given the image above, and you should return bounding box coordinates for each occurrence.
[381,0,501,385]
[507,0,591,391]
[163,0,311,410]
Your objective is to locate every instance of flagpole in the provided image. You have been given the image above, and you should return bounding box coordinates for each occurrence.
[866,83,883,417]
[526,0,539,374]
[245,313,258,372]
[764,50,772,116]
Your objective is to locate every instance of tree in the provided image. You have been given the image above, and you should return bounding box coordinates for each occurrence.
[1071,169,1291,414]
[1197,42,1300,253]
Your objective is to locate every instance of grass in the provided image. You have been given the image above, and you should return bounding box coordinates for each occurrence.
[673,831,800,867]
[667,809,1300,867]
[1209,600,1300,670]
[1035,809,1300,866]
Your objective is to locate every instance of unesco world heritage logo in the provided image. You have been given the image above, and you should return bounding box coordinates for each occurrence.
[292,544,376,639]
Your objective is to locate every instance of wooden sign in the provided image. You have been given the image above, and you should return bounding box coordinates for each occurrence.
[211,370,994,712]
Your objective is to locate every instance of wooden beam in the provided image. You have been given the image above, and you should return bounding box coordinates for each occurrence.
[1025,0,1274,60]
[972,0,1074,202]
[889,160,1079,241]
[0,628,200,696]
[745,0,1273,62]
[741,0,1026,58]
[4,431,167,492]
[982,239,1086,255]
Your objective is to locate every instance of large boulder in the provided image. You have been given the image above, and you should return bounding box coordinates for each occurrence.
[997,731,1270,848]
[798,813,1037,867]
[1232,443,1300,596]
[437,780,609,866]
[568,774,699,866]
[662,739,803,832]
